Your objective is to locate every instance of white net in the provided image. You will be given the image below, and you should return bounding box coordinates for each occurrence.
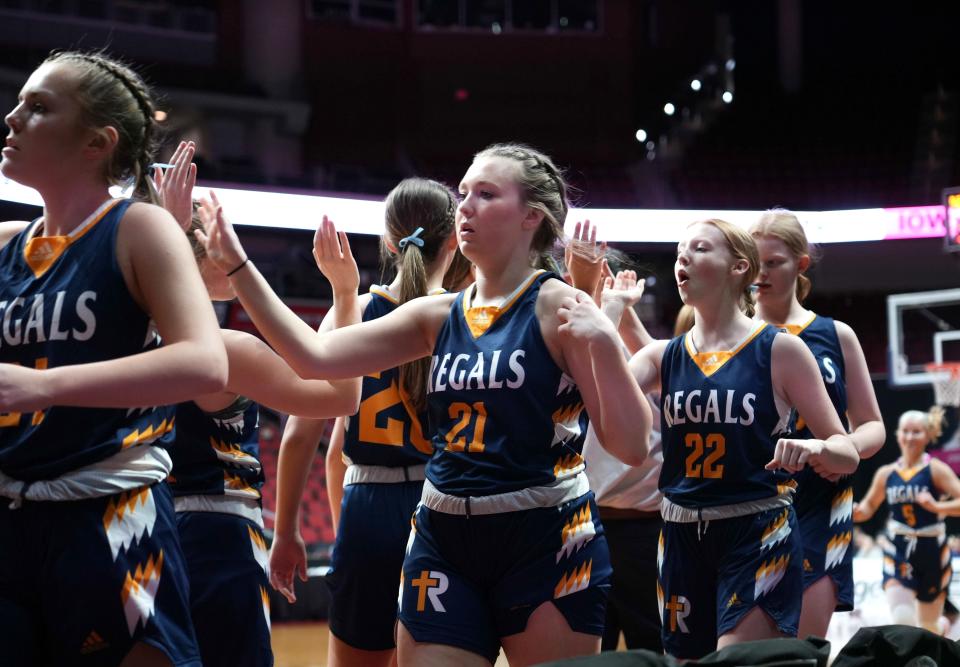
[931,366,960,407]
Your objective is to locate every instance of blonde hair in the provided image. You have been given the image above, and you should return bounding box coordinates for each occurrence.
[750,208,819,303]
[697,218,759,318]
[898,405,947,442]
[44,51,161,204]
[474,143,569,268]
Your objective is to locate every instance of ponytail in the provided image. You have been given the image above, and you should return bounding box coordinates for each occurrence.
[384,179,458,413]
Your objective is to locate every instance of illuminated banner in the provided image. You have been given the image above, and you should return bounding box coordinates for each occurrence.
[0,178,948,244]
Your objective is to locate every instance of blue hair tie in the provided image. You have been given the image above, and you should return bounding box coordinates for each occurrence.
[398,227,425,250]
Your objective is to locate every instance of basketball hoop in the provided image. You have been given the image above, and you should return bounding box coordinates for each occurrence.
[926,363,960,407]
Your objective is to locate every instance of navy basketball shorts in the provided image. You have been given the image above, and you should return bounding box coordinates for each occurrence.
[326,480,424,651]
[657,505,804,660]
[793,475,854,611]
[176,511,273,667]
[883,532,952,603]
[398,491,611,663]
[0,482,200,666]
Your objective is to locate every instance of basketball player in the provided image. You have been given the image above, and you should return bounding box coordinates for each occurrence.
[621,219,859,659]
[270,178,461,667]
[750,209,885,638]
[854,406,960,633]
[0,51,228,666]
[197,142,652,666]
[154,142,362,666]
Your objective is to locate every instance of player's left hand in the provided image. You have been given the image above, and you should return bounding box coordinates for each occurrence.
[312,216,359,298]
[766,437,825,472]
[0,363,52,412]
[557,290,616,343]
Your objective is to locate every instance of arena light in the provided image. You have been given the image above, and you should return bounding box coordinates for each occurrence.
[722,91,734,104]
[663,102,676,116]
[0,179,948,244]
[635,129,648,142]
[690,79,702,91]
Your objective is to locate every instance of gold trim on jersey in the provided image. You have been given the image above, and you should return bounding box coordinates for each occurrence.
[778,312,817,336]
[683,322,768,377]
[895,461,929,483]
[462,270,545,338]
[369,284,400,304]
[23,198,122,278]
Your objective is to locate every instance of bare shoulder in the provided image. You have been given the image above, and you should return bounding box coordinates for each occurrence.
[0,220,31,252]
[116,201,190,260]
[875,462,896,480]
[832,319,859,343]
[772,327,812,359]
[537,275,581,307]
[930,457,955,478]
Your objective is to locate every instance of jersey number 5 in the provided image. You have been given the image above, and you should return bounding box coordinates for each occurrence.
[685,432,725,479]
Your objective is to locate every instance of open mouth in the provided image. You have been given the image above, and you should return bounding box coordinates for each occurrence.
[676,269,690,286]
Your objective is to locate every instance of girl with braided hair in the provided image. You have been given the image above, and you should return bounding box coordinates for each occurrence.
[269,177,463,667]
[199,142,651,666]
[0,51,226,666]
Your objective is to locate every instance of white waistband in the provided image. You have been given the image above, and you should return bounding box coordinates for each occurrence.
[344,463,427,486]
[420,472,590,516]
[886,519,946,539]
[174,494,264,527]
[0,446,172,506]
[661,491,793,523]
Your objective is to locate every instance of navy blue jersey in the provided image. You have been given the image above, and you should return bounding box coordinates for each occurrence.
[169,397,263,502]
[886,456,939,529]
[659,324,792,507]
[0,199,175,481]
[788,314,853,554]
[787,314,848,439]
[342,286,433,467]
[425,271,588,496]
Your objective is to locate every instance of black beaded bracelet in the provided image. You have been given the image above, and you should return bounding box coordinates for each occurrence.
[226,258,250,277]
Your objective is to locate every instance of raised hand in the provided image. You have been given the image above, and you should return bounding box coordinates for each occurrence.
[312,216,359,297]
[154,140,198,231]
[765,437,825,473]
[565,220,607,297]
[195,191,248,275]
[600,269,646,311]
[269,532,308,604]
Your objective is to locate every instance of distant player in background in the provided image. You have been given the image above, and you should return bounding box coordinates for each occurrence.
[0,51,228,666]
[750,209,885,638]
[854,406,960,633]
[269,177,462,667]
